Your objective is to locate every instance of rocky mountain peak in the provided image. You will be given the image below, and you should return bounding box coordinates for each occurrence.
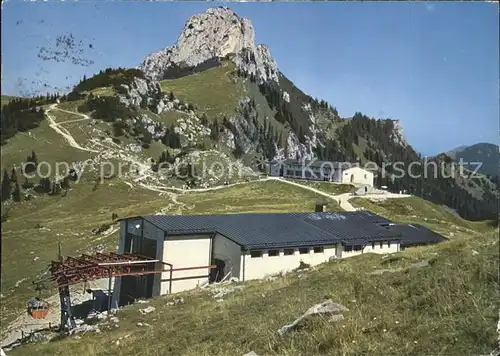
[139,7,279,83]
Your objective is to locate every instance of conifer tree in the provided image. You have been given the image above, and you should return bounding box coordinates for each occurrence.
[1,169,11,201]
[12,181,21,202]
[10,168,17,183]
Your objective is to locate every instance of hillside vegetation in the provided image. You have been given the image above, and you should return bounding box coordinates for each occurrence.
[3,63,498,219]
[159,61,244,118]
[445,142,500,178]
[2,6,499,355]
[0,179,339,327]
[350,196,494,235]
[1,95,19,107]
[10,228,499,356]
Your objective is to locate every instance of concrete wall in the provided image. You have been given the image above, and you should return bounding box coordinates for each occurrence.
[341,167,374,187]
[212,233,242,280]
[242,245,339,281]
[331,169,342,183]
[160,234,212,295]
[354,184,377,196]
[363,241,399,255]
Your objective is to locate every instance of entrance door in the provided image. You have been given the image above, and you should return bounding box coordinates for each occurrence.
[119,235,157,305]
[209,259,226,283]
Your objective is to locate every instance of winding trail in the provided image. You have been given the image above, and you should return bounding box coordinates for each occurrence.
[1,104,418,348]
[45,104,99,153]
[140,176,272,194]
[44,103,413,208]
[276,178,411,211]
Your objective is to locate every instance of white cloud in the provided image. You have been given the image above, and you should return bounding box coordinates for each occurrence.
[425,3,436,12]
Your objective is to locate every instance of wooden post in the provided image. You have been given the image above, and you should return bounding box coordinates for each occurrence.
[107,272,112,313]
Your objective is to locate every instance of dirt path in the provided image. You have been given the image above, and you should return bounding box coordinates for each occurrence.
[44,107,413,206]
[0,279,110,349]
[140,176,271,194]
[46,104,414,206]
[45,104,99,153]
[275,178,411,211]
[4,105,420,350]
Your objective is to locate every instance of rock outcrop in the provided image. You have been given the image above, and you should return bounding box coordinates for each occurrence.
[389,120,408,147]
[117,77,171,114]
[139,7,279,83]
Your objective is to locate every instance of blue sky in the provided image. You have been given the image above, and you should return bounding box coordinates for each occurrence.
[2,1,498,155]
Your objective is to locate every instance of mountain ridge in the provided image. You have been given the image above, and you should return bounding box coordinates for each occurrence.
[444,142,499,178]
[0,6,498,221]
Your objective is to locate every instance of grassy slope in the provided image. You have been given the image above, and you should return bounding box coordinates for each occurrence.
[0,120,94,174]
[1,95,19,107]
[12,230,499,356]
[284,179,356,195]
[179,180,341,214]
[3,70,498,354]
[0,179,339,328]
[88,87,116,97]
[1,180,164,325]
[350,196,493,234]
[159,61,243,118]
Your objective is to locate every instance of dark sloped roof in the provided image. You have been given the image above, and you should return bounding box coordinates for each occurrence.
[141,211,399,250]
[342,238,367,246]
[385,224,448,247]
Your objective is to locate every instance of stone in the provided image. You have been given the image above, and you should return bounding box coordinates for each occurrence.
[278,300,349,336]
[139,306,156,315]
[29,332,52,343]
[69,324,101,335]
[369,260,430,275]
[166,298,184,306]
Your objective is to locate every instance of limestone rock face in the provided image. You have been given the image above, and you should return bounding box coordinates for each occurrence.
[117,77,159,108]
[390,120,408,147]
[139,7,279,83]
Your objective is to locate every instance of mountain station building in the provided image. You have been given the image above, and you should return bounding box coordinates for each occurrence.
[112,211,447,306]
[268,159,374,187]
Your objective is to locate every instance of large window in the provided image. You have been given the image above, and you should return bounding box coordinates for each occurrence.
[313,246,324,253]
[268,249,279,257]
[284,249,295,256]
[344,245,352,252]
[299,247,309,254]
[250,250,262,258]
[126,219,143,235]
